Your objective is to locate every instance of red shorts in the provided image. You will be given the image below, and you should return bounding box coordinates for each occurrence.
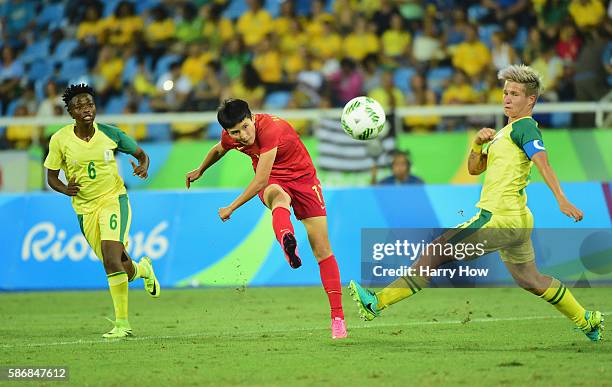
[258,175,327,220]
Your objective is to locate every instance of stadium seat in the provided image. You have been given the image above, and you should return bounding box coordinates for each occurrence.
[264,91,292,109]
[58,57,88,83]
[138,98,152,113]
[122,56,140,85]
[34,77,51,101]
[20,38,50,64]
[5,100,19,116]
[52,39,79,63]
[394,67,416,95]
[222,0,249,20]
[124,56,153,85]
[551,112,572,128]
[478,25,501,49]
[154,54,181,80]
[135,0,161,14]
[427,67,453,95]
[36,3,65,29]
[467,4,488,23]
[265,0,282,18]
[207,121,223,139]
[295,0,316,15]
[511,27,529,52]
[102,0,123,17]
[146,123,171,141]
[27,59,54,81]
[105,95,128,115]
[0,100,4,134]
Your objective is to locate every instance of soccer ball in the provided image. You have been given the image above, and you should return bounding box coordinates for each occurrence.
[340,96,386,141]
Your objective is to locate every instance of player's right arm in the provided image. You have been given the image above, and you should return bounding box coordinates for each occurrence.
[44,133,80,196]
[185,141,228,189]
[47,169,80,196]
[468,127,495,175]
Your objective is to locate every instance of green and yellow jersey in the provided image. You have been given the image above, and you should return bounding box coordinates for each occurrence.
[44,122,138,214]
[476,116,545,216]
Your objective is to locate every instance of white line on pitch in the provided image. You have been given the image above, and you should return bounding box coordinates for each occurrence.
[4,312,604,349]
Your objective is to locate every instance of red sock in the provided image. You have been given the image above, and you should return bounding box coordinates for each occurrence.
[271,207,294,243]
[318,254,344,319]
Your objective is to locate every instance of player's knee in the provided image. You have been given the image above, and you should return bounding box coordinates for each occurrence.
[102,245,124,272]
[312,244,332,262]
[103,258,124,273]
[266,184,290,207]
[512,273,540,291]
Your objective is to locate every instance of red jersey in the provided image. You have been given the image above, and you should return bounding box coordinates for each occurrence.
[221,114,316,181]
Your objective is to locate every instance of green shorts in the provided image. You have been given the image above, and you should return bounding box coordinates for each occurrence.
[77,194,131,261]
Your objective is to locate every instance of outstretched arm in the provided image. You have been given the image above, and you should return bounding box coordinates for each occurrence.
[531,152,583,221]
[218,147,277,221]
[185,141,228,189]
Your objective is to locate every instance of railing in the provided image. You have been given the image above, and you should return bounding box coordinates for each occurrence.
[1,101,611,130]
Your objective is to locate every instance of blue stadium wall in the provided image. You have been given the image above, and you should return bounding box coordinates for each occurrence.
[1,182,611,290]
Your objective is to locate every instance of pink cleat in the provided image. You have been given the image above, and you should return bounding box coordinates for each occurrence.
[331,317,348,339]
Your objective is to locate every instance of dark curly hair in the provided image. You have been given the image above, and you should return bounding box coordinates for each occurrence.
[62,83,95,108]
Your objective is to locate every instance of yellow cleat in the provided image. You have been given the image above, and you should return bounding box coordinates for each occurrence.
[103,319,132,339]
[140,257,160,298]
[582,311,604,342]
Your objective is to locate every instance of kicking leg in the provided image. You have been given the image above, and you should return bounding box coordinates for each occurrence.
[122,250,159,298]
[505,260,603,341]
[349,246,455,320]
[263,184,301,269]
[301,216,347,339]
[349,211,490,320]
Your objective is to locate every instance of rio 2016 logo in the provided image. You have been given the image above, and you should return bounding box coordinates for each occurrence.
[21,222,169,261]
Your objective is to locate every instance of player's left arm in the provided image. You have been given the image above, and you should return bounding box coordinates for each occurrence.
[110,125,150,179]
[129,146,150,179]
[531,152,583,222]
[512,120,583,222]
[218,147,277,222]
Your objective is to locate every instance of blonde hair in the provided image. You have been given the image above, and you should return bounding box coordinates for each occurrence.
[497,64,542,98]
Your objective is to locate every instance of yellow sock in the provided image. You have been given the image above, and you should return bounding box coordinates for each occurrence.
[539,278,587,329]
[107,272,129,321]
[128,260,149,281]
[377,275,429,310]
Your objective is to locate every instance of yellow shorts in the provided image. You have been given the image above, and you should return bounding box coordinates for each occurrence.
[445,208,535,264]
[77,194,131,261]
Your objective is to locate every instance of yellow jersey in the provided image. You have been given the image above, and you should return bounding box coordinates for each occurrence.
[477,116,545,216]
[44,122,138,214]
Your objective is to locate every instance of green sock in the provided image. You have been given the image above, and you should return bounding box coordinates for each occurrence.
[107,272,129,322]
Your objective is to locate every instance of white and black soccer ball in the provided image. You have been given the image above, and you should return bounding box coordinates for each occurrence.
[340,96,386,141]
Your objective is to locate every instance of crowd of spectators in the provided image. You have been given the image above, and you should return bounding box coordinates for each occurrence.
[0,0,610,149]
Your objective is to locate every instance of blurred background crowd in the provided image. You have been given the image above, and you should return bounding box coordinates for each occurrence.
[0,0,610,149]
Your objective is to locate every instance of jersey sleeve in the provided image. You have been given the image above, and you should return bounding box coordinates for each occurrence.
[510,118,545,159]
[43,134,63,170]
[257,116,281,153]
[97,123,138,154]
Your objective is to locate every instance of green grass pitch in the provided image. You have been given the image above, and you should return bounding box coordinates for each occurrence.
[1,287,610,386]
